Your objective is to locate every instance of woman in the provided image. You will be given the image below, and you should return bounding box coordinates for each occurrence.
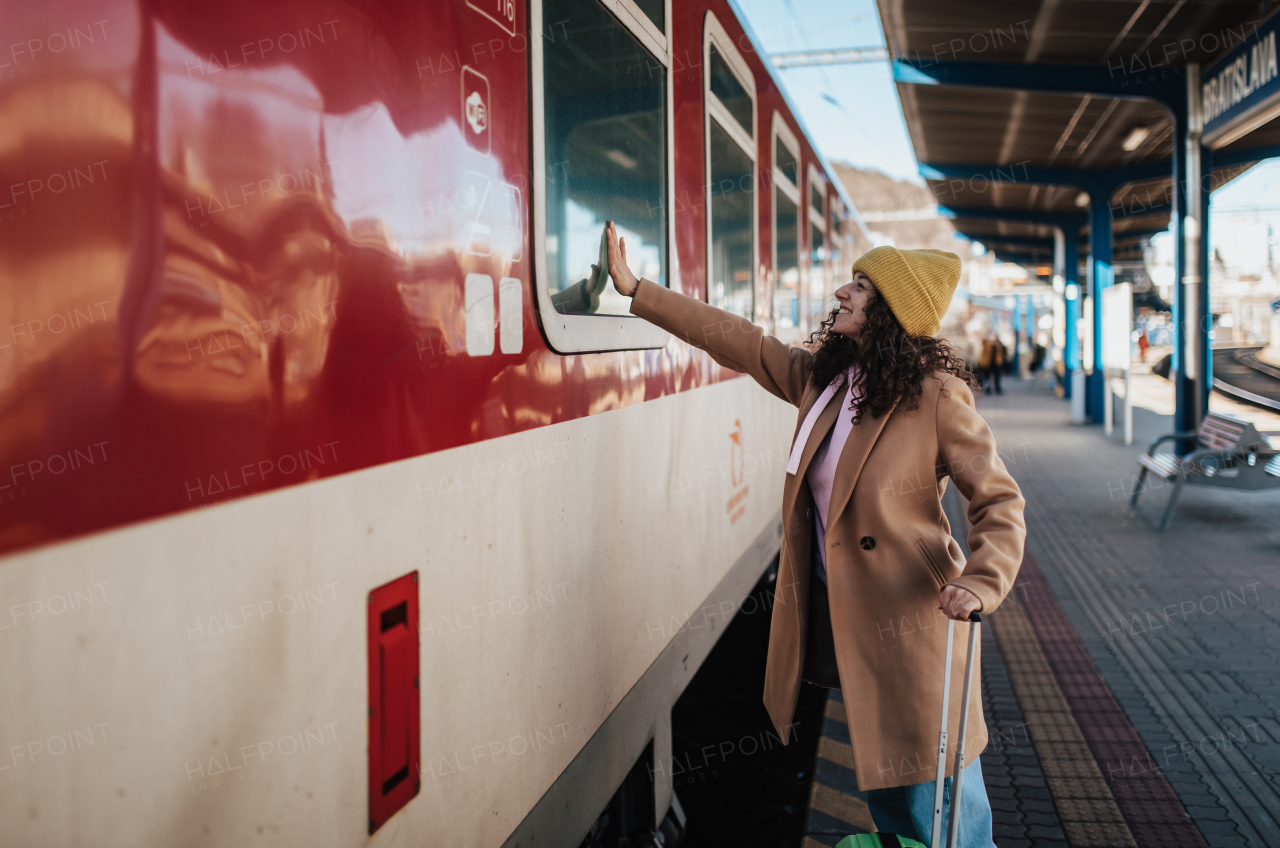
[606,223,1025,847]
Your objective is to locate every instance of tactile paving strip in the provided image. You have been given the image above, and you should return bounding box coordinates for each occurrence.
[1016,554,1209,848]
[803,690,877,846]
[802,617,1074,847]
[990,592,1138,848]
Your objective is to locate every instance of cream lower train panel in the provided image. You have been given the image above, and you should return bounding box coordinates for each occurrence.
[0,376,795,847]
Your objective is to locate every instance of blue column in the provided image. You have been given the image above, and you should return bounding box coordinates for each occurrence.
[1087,192,1112,421]
[1171,112,1195,433]
[1063,228,1080,397]
[1198,145,1213,417]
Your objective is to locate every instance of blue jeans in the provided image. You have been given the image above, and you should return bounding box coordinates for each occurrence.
[865,756,996,848]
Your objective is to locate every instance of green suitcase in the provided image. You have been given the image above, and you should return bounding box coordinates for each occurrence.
[835,833,927,848]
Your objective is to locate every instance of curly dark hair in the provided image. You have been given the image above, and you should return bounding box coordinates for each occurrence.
[806,287,977,424]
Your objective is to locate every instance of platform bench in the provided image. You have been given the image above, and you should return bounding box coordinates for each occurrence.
[1131,412,1280,531]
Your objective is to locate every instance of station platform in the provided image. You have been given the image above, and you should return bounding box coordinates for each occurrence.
[801,373,1280,848]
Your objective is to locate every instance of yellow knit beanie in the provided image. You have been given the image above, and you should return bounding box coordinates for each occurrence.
[850,246,961,337]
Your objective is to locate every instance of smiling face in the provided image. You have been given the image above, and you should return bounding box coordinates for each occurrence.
[832,272,876,341]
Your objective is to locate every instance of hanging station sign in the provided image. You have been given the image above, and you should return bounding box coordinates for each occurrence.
[1202,14,1280,147]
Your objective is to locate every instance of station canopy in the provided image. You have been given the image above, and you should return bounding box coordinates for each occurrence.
[874,1,1280,266]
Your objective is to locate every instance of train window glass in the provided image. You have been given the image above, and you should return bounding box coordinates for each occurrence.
[630,0,664,31]
[775,138,798,186]
[708,44,752,137]
[708,121,754,318]
[704,14,757,320]
[830,201,845,267]
[809,221,828,327]
[541,0,667,319]
[806,168,830,330]
[774,192,799,334]
[771,114,801,340]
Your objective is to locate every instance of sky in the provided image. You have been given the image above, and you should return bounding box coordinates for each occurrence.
[736,0,1280,270]
[734,0,920,183]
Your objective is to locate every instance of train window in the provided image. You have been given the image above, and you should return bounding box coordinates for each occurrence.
[807,168,830,329]
[829,199,846,270]
[630,0,664,32]
[775,136,798,186]
[707,45,752,137]
[772,115,801,341]
[532,0,672,352]
[774,192,800,337]
[809,220,826,266]
[809,221,828,326]
[704,12,757,320]
[708,122,755,318]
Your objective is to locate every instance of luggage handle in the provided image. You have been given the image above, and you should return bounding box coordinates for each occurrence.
[929,612,981,848]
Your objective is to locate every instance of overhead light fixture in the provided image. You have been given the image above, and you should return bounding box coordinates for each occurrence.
[1075,191,1090,208]
[1121,126,1151,151]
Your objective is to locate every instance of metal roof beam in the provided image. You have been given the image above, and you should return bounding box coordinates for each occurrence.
[1114,225,1170,240]
[1112,200,1171,219]
[938,205,1086,229]
[1212,142,1280,169]
[991,250,1053,265]
[926,145,1280,199]
[962,235,1056,250]
[920,160,1172,192]
[892,58,1184,112]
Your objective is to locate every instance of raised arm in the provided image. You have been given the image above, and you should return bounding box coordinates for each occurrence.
[935,375,1026,613]
[606,221,812,407]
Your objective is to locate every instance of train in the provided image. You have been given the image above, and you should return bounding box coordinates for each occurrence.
[0,0,871,844]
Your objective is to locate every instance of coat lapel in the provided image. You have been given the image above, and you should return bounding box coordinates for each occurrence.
[826,396,901,524]
[791,388,846,481]
[781,385,847,527]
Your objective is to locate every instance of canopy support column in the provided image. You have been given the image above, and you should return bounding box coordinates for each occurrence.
[1086,192,1112,422]
[1174,63,1208,435]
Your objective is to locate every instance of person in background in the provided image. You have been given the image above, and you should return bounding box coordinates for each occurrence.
[978,333,1004,395]
[1030,341,1046,375]
[606,223,1025,847]
[1138,329,1150,363]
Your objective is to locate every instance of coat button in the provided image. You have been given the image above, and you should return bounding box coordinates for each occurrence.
[806,508,812,518]
[860,536,875,550]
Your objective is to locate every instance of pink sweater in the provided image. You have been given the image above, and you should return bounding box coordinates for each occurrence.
[800,368,862,584]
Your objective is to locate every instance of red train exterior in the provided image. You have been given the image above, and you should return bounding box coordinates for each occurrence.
[0,0,860,555]
[0,1,868,844]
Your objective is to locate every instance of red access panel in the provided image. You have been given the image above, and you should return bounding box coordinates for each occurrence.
[368,571,420,833]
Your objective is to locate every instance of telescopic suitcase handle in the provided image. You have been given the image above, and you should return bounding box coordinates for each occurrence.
[929,612,981,848]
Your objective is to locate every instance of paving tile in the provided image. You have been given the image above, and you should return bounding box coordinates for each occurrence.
[1045,776,1118,800]
[1053,798,1128,823]
[971,384,1280,848]
[1061,821,1138,847]
[1026,824,1072,841]
[1040,759,1106,779]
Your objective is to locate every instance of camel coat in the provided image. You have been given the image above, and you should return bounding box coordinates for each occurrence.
[630,280,1026,791]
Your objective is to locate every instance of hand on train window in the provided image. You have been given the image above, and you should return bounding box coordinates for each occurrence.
[548,263,608,314]
[938,584,981,621]
[606,220,640,297]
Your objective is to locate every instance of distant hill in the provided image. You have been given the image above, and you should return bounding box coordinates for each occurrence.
[832,163,960,255]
